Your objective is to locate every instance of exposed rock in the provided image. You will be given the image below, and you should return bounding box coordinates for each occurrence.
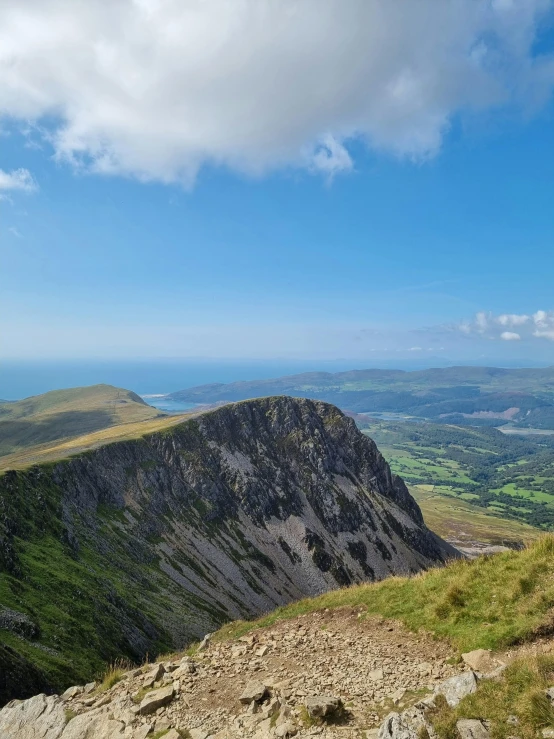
[304,695,342,719]
[197,634,212,652]
[0,694,66,739]
[164,731,182,739]
[275,722,297,737]
[0,396,457,706]
[133,725,152,739]
[0,608,40,640]
[547,687,554,704]
[435,672,478,707]
[189,729,209,739]
[461,650,501,674]
[239,681,269,704]
[62,686,84,700]
[378,707,430,739]
[139,685,175,715]
[456,720,490,739]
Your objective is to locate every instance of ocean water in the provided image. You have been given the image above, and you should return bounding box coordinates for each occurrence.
[0,359,360,401]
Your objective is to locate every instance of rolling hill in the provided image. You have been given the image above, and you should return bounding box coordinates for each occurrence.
[167,366,554,429]
[0,384,166,468]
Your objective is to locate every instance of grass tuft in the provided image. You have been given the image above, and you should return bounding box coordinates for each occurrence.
[96,661,129,693]
[430,656,554,739]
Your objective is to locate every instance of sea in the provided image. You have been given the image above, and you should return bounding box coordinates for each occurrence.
[0,358,365,403]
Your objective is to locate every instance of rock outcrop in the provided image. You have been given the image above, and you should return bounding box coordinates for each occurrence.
[0,396,456,704]
[0,609,465,739]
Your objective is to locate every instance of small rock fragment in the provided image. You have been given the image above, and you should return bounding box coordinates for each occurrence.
[239,680,269,704]
[456,719,490,739]
[62,686,83,700]
[275,722,297,737]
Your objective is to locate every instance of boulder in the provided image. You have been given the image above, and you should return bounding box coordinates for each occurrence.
[0,693,66,739]
[275,722,297,737]
[461,650,501,674]
[62,686,84,700]
[62,711,126,738]
[378,708,429,739]
[239,681,269,704]
[189,729,209,739]
[435,672,478,707]
[304,695,342,719]
[164,731,182,739]
[139,685,175,715]
[456,720,490,739]
[546,687,554,704]
[133,725,152,739]
[143,663,165,686]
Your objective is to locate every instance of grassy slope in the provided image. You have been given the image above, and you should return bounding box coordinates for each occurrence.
[0,414,191,471]
[217,536,554,654]
[411,485,539,546]
[0,384,168,467]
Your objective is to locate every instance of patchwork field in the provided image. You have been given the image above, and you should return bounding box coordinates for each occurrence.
[360,419,554,539]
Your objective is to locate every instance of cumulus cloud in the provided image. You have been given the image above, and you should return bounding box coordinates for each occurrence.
[0,0,553,184]
[458,310,554,341]
[0,169,37,192]
[500,331,521,340]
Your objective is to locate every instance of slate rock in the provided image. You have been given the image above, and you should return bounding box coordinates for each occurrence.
[435,672,478,707]
[456,719,490,739]
[139,685,175,715]
[304,695,342,719]
[239,681,268,704]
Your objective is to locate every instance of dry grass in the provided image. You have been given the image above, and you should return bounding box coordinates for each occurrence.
[96,660,131,693]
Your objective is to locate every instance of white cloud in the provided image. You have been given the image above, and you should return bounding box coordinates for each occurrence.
[0,169,37,192]
[497,313,530,326]
[458,310,554,341]
[500,331,521,340]
[0,0,553,185]
[8,226,22,238]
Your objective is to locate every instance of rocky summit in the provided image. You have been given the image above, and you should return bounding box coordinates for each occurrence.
[0,607,501,739]
[0,395,455,704]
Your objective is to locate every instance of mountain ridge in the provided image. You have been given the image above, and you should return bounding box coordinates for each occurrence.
[166,365,554,429]
[0,395,455,706]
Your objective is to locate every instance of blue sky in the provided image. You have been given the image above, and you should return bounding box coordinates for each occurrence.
[2,0,554,364]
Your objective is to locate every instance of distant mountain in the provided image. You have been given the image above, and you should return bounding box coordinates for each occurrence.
[0,384,165,466]
[167,366,554,429]
[0,396,454,705]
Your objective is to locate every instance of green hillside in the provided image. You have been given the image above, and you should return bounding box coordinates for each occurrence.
[168,365,554,429]
[0,384,164,463]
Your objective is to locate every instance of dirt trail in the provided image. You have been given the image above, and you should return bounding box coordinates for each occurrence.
[62,607,465,738]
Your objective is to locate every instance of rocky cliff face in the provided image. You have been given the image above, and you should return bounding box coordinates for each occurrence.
[0,396,456,705]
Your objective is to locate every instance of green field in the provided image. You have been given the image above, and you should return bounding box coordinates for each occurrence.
[360,419,554,534]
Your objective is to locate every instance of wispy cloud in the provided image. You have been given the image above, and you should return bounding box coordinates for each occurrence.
[8,226,22,238]
[0,169,37,193]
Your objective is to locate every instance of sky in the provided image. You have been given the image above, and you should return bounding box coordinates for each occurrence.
[2,0,554,365]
